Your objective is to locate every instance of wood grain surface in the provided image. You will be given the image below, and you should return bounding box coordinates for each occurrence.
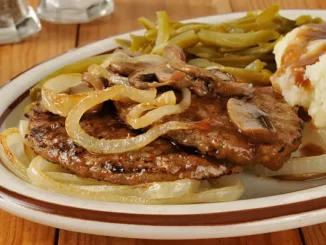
[0,0,325,244]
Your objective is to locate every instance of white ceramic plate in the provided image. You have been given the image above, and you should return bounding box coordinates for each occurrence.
[1,10,326,240]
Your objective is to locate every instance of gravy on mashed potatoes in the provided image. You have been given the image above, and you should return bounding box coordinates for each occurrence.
[271,23,326,128]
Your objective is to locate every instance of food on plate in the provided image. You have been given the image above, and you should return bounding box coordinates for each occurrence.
[116,86,302,171]
[0,6,325,204]
[27,103,240,185]
[116,4,322,84]
[271,23,326,128]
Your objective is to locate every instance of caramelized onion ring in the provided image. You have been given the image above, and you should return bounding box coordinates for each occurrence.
[127,88,191,129]
[247,154,326,179]
[0,128,31,182]
[41,73,91,117]
[27,156,243,204]
[65,85,190,154]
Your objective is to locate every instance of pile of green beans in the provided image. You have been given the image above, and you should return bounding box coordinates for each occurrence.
[115,4,322,85]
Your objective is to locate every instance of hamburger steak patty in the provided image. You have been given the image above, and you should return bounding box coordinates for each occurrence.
[116,87,303,170]
[27,104,239,185]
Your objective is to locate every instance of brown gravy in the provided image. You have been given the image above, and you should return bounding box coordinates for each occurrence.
[271,23,326,89]
[298,106,312,122]
[300,143,325,157]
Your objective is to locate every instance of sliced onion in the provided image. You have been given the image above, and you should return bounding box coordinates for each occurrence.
[27,156,243,204]
[0,128,31,182]
[126,88,191,129]
[69,82,94,94]
[151,90,176,106]
[27,156,199,202]
[27,156,144,203]
[109,75,130,87]
[18,120,35,158]
[66,85,190,154]
[246,154,326,178]
[41,73,92,117]
[18,120,29,138]
[126,90,177,121]
[141,179,200,199]
[46,172,106,185]
[166,175,244,204]
[42,74,156,116]
[81,72,105,90]
[239,172,326,199]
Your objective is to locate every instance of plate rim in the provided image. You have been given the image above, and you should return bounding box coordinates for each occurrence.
[1,9,326,239]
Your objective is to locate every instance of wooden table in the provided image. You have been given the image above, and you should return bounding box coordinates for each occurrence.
[1,0,326,244]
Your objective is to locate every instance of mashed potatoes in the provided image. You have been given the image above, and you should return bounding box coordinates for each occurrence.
[271,23,326,128]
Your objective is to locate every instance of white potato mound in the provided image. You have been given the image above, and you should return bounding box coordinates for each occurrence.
[305,54,326,127]
[272,24,326,128]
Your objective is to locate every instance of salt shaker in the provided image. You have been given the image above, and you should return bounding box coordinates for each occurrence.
[0,0,41,44]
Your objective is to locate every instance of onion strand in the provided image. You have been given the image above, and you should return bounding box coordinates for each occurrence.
[246,154,326,178]
[126,88,190,129]
[0,128,31,182]
[41,73,92,117]
[66,85,191,154]
[27,156,243,204]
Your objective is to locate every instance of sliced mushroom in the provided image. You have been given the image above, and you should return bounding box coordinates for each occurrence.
[163,45,186,62]
[82,72,106,90]
[128,64,175,89]
[128,63,213,96]
[170,59,254,97]
[103,50,166,76]
[227,98,277,143]
[103,46,253,97]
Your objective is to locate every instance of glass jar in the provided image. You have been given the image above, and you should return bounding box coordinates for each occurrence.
[37,0,115,24]
[0,0,41,44]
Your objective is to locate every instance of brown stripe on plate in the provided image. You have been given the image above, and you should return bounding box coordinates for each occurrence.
[0,90,29,127]
[1,185,326,226]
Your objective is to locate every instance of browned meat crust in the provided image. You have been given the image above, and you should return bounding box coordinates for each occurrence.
[116,87,303,170]
[26,104,238,185]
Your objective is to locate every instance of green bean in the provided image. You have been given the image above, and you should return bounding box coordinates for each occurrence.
[155,11,170,45]
[256,4,280,25]
[198,29,280,48]
[129,35,149,51]
[206,24,227,32]
[171,22,184,29]
[144,29,158,40]
[228,15,257,25]
[111,7,324,85]
[218,46,245,53]
[186,46,223,58]
[138,17,156,30]
[296,15,323,26]
[152,30,198,54]
[231,41,276,55]
[115,39,131,48]
[188,58,272,85]
[245,59,267,72]
[176,24,207,33]
[210,55,266,68]
[140,43,153,54]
